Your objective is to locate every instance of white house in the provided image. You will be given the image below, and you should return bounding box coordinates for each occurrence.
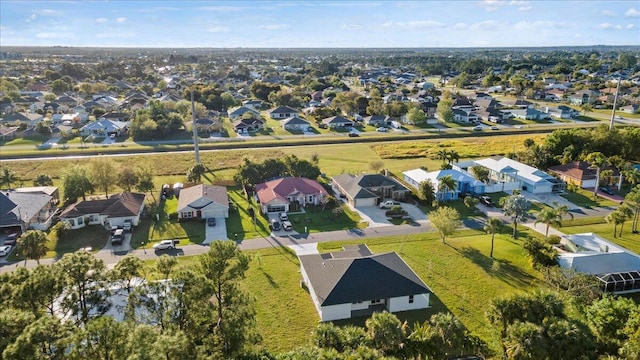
[281,116,311,131]
[176,184,229,220]
[402,168,485,200]
[59,192,146,229]
[267,105,299,119]
[80,119,128,138]
[557,233,640,294]
[299,244,432,321]
[454,156,565,194]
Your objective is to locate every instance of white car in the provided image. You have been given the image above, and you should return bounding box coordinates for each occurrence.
[0,245,12,257]
[376,127,388,132]
[153,240,176,250]
[473,125,483,131]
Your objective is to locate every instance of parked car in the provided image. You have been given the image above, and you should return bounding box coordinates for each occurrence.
[600,187,615,195]
[111,229,124,245]
[473,125,483,131]
[479,196,494,207]
[376,127,388,132]
[123,220,133,232]
[4,233,18,246]
[270,219,281,231]
[282,221,293,231]
[153,240,176,250]
[348,132,359,137]
[491,126,499,130]
[279,212,288,221]
[379,200,400,209]
[207,217,216,227]
[458,192,473,199]
[0,245,12,257]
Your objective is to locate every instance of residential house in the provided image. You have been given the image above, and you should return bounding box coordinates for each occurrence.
[455,156,565,194]
[282,116,311,131]
[621,104,639,114]
[509,107,551,121]
[544,88,565,101]
[452,109,479,123]
[0,125,18,141]
[475,108,508,123]
[176,184,229,220]
[402,168,485,200]
[101,112,129,122]
[194,118,217,133]
[0,188,58,232]
[321,115,355,128]
[452,97,474,111]
[331,173,410,208]
[364,115,390,127]
[80,119,128,138]
[544,106,578,119]
[0,112,43,127]
[267,105,299,119]
[228,106,260,120]
[59,192,146,229]
[242,99,263,110]
[299,244,432,321]
[569,90,595,105]
[255,177,329,213]
[548,161,621,190]
[557,233,640,294]
[232,117,264,133]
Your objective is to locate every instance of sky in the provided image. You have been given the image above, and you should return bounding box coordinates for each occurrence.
[1,1,639,48]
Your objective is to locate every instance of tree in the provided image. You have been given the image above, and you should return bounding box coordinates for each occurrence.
[136,163,156,202]
[365,311,406,356]
[198,241,256,357]
[16,230,48,265]
[57,251,110,325]
[418,181,436,205]
[471,166,490,184]
[32,174,53,187]
[406,107,427,124]
[484,218,503,258]
[617,205,633,237]
[155,254,177,280]
[0,166,17,189]
[436,93,454,123]
[586,296,640,354]
[437,175,457,202]
[67,316,129,360]
[429,206,461,243]
[605,209,626,238]
[62,164,94,203]
[116,166,138,192]
[111,255,144,295]
[624,185,640,233]
[14,265,65,318]
[369,160,384,174]
[585,152,609,200]
[89,158,117,197]
[2,315,73,360]
[186,163,206,183]
[464,196,479,210]
[500,194,531,239]
[534,208,563,239]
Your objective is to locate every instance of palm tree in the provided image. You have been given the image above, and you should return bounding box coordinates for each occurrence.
[534,208,562,239]
[622,167,640,190]
[552,202,574,223]
[446,150,460,165]
[17,230,49,265]
[0,167,17,189]
[605,210,625,238]
[617,206,633,237]
[437,175,457,203]
[436,149,449,165]
[585,152,609,200]
[484,217,503,258]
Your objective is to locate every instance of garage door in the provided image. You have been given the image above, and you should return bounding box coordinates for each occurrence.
[267,205,286,213]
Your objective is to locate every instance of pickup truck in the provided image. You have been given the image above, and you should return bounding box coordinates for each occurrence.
[379,200,400,209]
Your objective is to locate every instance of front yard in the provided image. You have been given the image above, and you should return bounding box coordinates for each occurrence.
[7,225,108,262]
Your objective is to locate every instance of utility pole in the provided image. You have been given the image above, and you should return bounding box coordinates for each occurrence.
[191,89,201,164]
[609,75,621,131]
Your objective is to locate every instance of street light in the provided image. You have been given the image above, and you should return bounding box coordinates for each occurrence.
[142,241,146,254]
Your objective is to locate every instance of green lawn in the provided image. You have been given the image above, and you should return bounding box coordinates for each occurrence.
[561,187,620,208]
[8,225,108,261]
[287,203,366,233]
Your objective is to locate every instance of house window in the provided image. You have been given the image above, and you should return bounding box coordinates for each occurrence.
[409,295,414,304]
[371,299,381,304]
[183,212,192,219]
[77,217,83,225]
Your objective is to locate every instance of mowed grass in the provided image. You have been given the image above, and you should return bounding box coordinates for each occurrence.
[8,225,109,261]
[561,188,620,208]
[227,187,272,240]
[142,197,207,246]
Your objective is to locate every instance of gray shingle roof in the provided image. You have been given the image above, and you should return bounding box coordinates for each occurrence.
[300,246,431,306]
[332,174,409,200]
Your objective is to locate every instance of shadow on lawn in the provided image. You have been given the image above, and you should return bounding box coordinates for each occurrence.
[456,246,538,289]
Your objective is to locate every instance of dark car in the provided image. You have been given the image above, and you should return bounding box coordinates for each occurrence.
[479,196,494,207]
[270,220,281,231]
[600,187,615,195]
[4,233,18,246]
[207,217,216,227]
[348,132,359,137]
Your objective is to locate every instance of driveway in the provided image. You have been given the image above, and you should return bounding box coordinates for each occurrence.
[103,232,133,254]
[519,192,581,210]
[351,206,392,227]
[203,217,228,244]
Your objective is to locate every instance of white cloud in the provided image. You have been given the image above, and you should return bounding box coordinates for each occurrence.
[207,25,229,33]
[514,21,570,30]
[37,9,63,16]
[600,10,616,17]
[595,23,622,30]
[625,8,640,17]
[96,32,134,39]
[518,6,532,11]
[36,32,74,39]
[260,24,290,31]
[116,17,127,23]
[627,24,636,30]
[470,20,505,31]
[342,24,363,30]
[95,18,108,24]
[380,20,446,30]
[453,22,468,30]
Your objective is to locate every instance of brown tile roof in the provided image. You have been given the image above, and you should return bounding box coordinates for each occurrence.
[60,192,145,218]
[548,161,619,180]
[256,177,328,204]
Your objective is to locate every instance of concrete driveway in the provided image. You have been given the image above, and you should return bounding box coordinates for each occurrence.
[351,203,427,227]
[203,217,228,244]
[103,232,133,254]
[520,192,581,210]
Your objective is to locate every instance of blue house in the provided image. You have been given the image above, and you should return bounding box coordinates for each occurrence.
[403,169,485,201]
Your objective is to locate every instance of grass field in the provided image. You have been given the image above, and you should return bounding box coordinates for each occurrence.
[8,225,108,261]
[561,187,621,208]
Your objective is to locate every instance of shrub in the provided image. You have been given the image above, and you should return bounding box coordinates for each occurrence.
[546,235,561,245]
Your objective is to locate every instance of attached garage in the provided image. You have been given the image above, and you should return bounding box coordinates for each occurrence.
[176,184,229,220]
[267,204,287,213]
